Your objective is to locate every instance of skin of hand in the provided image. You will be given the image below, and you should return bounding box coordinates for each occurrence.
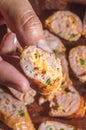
[0,0,51,93]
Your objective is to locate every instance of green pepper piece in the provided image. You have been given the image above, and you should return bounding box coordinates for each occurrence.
[57,31,62,36]
[46,78,51,85]
[53,49,60,54]
[60,128,64,130]
[18,110,25,117]
[80,58,86,65]
[68,33,77,39]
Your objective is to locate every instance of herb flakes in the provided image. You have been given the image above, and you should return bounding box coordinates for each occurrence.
[18,110,25,117]
[46,125,53,130]
[46,78,51,85]
[57,31,62,36]
[80,58,86,65]
[68,33,77,39]
[34,53,39,59]
[53,49,60,54]
[60,128,64,130]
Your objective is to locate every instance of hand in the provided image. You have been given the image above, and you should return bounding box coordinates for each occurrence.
[0,0,51,93]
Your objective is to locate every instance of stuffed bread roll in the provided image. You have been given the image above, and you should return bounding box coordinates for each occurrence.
[45,10,82,41]
[0,86,35,130]
[20,45,62,95]
[38,121,81,130]
[69,46,86,82]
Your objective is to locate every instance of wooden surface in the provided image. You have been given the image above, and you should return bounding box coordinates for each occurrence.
[0,3,86,130]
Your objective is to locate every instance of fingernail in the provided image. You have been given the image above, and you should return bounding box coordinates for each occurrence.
[13,35,23,54]
[13,36,18,45]
[37,39,52,53]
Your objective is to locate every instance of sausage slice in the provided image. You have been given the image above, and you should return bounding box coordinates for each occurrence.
[0,86,35,130]
[69,45,86,82]
[20,45,62,95]
[45,11,82,41]
[49,85,85,118]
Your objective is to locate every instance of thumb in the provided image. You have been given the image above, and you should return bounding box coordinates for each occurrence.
[0,0,44,46]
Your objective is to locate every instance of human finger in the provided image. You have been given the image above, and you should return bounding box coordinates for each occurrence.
[0,32,17,55]
[0,56,30,93]
[0,0,44,46]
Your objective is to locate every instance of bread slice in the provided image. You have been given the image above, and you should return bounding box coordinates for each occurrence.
[20,45,62,95]
[0,86,35,130]
[69,46,86,82]
[45,10,82,41]
[38,120,81,130]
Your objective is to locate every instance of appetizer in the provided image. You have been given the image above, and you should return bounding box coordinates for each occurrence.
[45,10,82,41]
[69,46,86,82]
[20,45,62,95]
[0,86,35,130]
[49,85,85,118]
